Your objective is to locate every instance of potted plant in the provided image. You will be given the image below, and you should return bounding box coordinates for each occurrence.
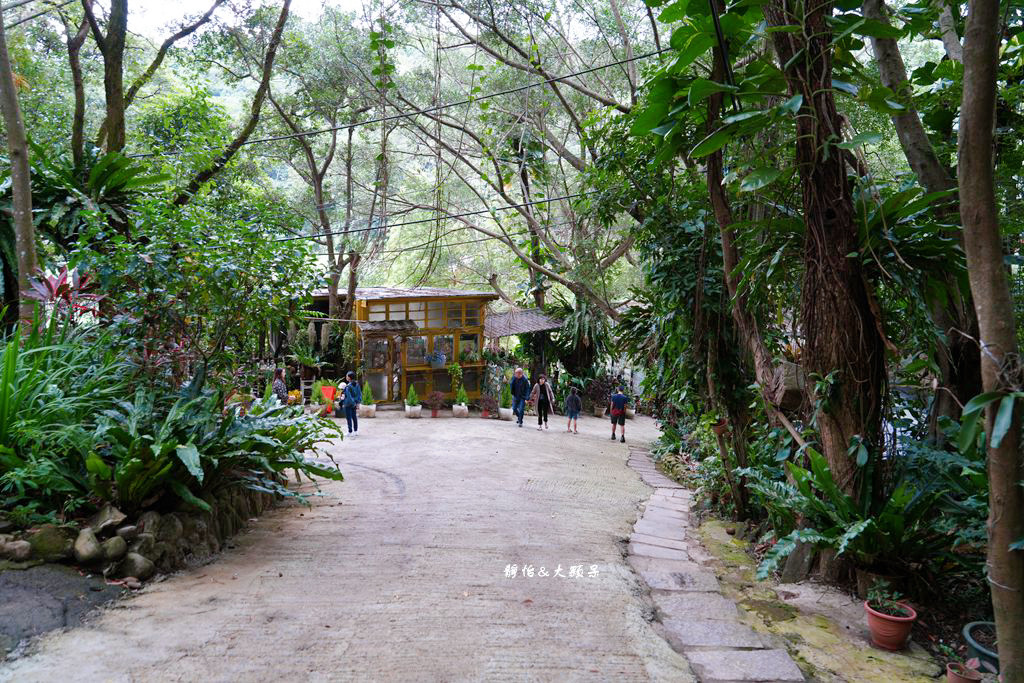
[311,380,339,416]
[287,389,302,406]
[425,391,445,418]
[358,382,376,418]
[480,395,498,418]
[453,386,470,417]
[426,351,447,370]
[963,622,998,675]
[947,661,984,683]
[405,385,422,418]
[864,581,917,651]
[498,384,514,421]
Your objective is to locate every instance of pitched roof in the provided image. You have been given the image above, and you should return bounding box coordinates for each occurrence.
[355,320,419,335]
[485,308,564,338]
[312,286,498,301]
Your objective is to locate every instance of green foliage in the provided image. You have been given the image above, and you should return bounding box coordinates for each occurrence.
[455,385,469,405]
[311,380,339,406]
[362,381,375,406]
[866,580,912,618]
[406,385,420,407]
[499,383,512,409]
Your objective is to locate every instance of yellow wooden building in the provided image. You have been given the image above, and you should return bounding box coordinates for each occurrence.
[315,287,499,403]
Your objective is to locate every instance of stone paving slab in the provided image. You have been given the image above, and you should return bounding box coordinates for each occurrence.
[661,617,764,650]
[685,649,805,682]
[651,591,740,621]
[645,498,691,513]
[630,532,688,551]
[628,541,692,562]
[632,566,721,593]
[634,518,688,541]
[642,506,689,521]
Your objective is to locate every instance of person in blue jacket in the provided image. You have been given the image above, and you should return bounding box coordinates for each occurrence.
[509,367,531,427]
[342,371,362,437]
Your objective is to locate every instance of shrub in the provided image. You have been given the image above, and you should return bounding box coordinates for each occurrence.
[406,385,420,406]
[425,391,445,410]
[500,383,513,408]
[311,380,339,405]
[480,395,498,413]
[455,385,469,405]
[362,381,375,405]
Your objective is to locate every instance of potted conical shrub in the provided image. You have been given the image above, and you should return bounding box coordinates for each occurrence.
[864,582,917,651]
[405,386,422,418]
[498,384,514,421]
[358,382,376,418]
[453,386,469,417]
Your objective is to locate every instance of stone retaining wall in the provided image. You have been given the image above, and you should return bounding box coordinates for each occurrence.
[0,487,276,584]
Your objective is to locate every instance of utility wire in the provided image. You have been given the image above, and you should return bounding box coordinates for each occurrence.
[132,47,670,159]
[5,0,75,29]
[273,191,593,243]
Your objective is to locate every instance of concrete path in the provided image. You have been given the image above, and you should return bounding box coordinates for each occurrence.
[626,449,805,683]
[1,413,693,682]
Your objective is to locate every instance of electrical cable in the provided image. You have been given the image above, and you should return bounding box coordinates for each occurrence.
[4,0,75,29]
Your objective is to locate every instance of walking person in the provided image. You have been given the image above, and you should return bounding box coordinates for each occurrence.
[342,371,362,437]
[609,386,630,443]
[510,367,531,428]
[272,368,288,404]
[565,386,582,433]
[530,374,555,431]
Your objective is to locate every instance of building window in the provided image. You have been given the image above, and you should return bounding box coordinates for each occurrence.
[388,303,409,321]
[459,333,479,361]
[446,302,463,327]
[432,371,451,393]
[427,302,443,328]
[407,336,427,366]
[406,371,428,398]
[432,334,454,361]
[368,303,386,322]
[465,302,480,327]
[463,370,480,393]
[365,338,388,369]
[408,301,425,327]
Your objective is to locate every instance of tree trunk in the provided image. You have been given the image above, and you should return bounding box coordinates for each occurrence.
[65,14,89,167]
[0,6,37,327]
[102,0,127,152]
[958,0,1024,677]
[766,0,886,494]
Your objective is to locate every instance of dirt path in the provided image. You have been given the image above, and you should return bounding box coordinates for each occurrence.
[1,412,693,682]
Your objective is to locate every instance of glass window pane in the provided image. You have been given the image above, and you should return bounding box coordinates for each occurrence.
[366,371,388,401]
[459,333,479,362]
[432,335,454,361]
[368,310,386,321]
[407,336,427,366]
[465,302,480,326]
[463,370,479,393]
[446,302,463,327]
[427,302,443,328]
[365,339,388,369]
[407,371,428,398]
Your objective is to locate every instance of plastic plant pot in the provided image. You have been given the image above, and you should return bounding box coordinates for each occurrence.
[321,386,337,415]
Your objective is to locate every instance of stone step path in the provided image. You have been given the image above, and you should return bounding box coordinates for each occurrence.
[626,448,805,683]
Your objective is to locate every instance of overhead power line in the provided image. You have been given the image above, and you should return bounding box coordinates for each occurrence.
[5,0,75,29]
[133,47,670,159]
[273,191,594,243]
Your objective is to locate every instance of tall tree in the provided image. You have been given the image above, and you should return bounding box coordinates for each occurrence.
[0,1,38,327]
[958,0,1024,676]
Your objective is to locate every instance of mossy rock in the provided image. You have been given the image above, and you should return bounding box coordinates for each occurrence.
[27,525,73,562]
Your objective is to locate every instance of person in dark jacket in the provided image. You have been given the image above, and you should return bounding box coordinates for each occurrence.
[529,374,555,430]
[509,367,531,427]
[564,386,582,434]
[342,371,362,437]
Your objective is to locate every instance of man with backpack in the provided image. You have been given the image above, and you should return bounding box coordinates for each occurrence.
[609,387,630,443]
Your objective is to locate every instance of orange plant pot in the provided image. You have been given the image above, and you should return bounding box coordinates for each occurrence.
[864,601,917,651]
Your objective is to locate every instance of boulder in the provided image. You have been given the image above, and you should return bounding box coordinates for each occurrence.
[137,511,161,535]
[87,504,127,536]
[73,528,104,565]
[156,514,183,543]
[0,513,13,534]
[115,525,138,543]
[130,533,155,559]
[28,525,73,561]
[6,540,31,561]
[102,535,128,562]
[114,552,154,580]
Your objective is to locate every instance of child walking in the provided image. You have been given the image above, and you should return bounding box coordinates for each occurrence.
[564,387,582,433]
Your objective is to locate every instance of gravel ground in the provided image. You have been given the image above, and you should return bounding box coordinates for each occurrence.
[0,411,693,682]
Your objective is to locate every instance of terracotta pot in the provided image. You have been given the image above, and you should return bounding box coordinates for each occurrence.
[946,663,983,683]
[481,409,490,418]
[593,405,605,418]
[711,418,729,436]
[431,408,439,418]
[864,600,917,651]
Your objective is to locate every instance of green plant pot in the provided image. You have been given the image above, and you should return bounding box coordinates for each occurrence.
[963,621,999,674]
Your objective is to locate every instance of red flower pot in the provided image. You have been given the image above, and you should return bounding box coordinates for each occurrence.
[946,663,983,683]
[481,409,490,418]
[431,408,439,418]
[864,600,917,651]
